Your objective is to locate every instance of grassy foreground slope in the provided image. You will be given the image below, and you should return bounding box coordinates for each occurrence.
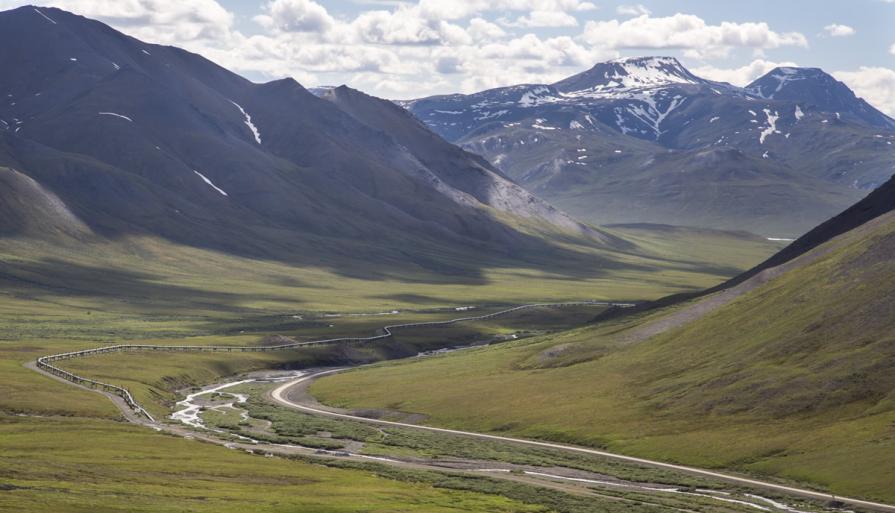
[312,210,895,502]
[0,227,782,512]
[0,416,543,513]
[2,333,543,512]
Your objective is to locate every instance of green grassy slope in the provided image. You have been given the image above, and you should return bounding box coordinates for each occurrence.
[312,211,895,502]
[0,227,783,512]
[1,330,551,511]
[0,415,546,513]
[2,336,551,512]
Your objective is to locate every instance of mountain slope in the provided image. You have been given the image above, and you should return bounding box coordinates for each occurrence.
[319,85,617,243]
[0,5,611,276]
[718,171,895,289]
[0,166,92,238]
[312,177,895,502]
[746,67,895,130]
[404,57,895,236]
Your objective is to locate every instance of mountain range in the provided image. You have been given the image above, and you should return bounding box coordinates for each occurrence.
[4,4,895,509]
[403,56,895,236]
[0,5,621,278]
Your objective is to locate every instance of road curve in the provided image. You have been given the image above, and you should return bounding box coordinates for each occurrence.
[35,301,625,421]
[271,370,895,513]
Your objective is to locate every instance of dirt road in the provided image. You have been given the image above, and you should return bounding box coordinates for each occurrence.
[271,369,895,513]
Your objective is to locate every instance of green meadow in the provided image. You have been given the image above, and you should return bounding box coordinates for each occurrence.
[312,214,895,503]
[0,228,783,511]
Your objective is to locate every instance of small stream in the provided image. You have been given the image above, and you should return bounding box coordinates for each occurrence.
[476,468,819,512]
[170,372,306,444]
[169,373,822,513]
[170,379,254,430]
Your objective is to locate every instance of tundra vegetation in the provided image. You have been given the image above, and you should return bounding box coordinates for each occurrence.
[1,227,785,512]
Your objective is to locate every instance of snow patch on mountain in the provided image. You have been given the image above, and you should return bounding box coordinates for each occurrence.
[475,110,507,120]
[519,86,553,107]
[608,57,698,87]
[614,108,633,134]
[33,8,56,24]
[194,170,228,196]
[98,112,133,122]
[229,100,261,144]
[561,57,700,100]
[532,119,558,130]
[625,92,685,138]
[759,109,780,144]
[748,67,809,99]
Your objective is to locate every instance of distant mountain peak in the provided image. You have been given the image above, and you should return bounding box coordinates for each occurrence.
[610,55,682,67]
[774,66,820,74]
[747,66,895,129]
[553,56,705,96]
[746,66,831,100]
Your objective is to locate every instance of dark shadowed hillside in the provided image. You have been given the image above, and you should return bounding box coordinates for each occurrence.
[0,5,618,278]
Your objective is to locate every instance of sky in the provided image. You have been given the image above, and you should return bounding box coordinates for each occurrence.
[3,0,895,114]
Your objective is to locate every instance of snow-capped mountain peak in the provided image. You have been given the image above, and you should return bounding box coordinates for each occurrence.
[746,67,823,100]
[746,67,895,129]
[553,56,704,97]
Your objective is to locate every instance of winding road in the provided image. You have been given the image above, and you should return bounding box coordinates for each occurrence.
[35,301,624,421]
[29,301,895,513]
[271,369,895,513]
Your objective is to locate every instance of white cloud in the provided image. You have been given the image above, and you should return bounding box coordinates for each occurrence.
[581,14,808,59]
[21,0,235,43]
[890,43,895,55]
[255,0,334,33]
[480,34,598,68]
[2,1,841,102]
[499,10,579,28]
[236,1,610,97]
[823,23,855,37]
[467,17,506,41]
[417,0,596,21]
[350,7,471,45]
[616,4,650,17]
[834,67,895,116]
[691,59,798,86]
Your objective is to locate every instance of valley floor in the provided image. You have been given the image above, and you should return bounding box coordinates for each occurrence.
[310,214,895,504]
[0,229,788,512]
